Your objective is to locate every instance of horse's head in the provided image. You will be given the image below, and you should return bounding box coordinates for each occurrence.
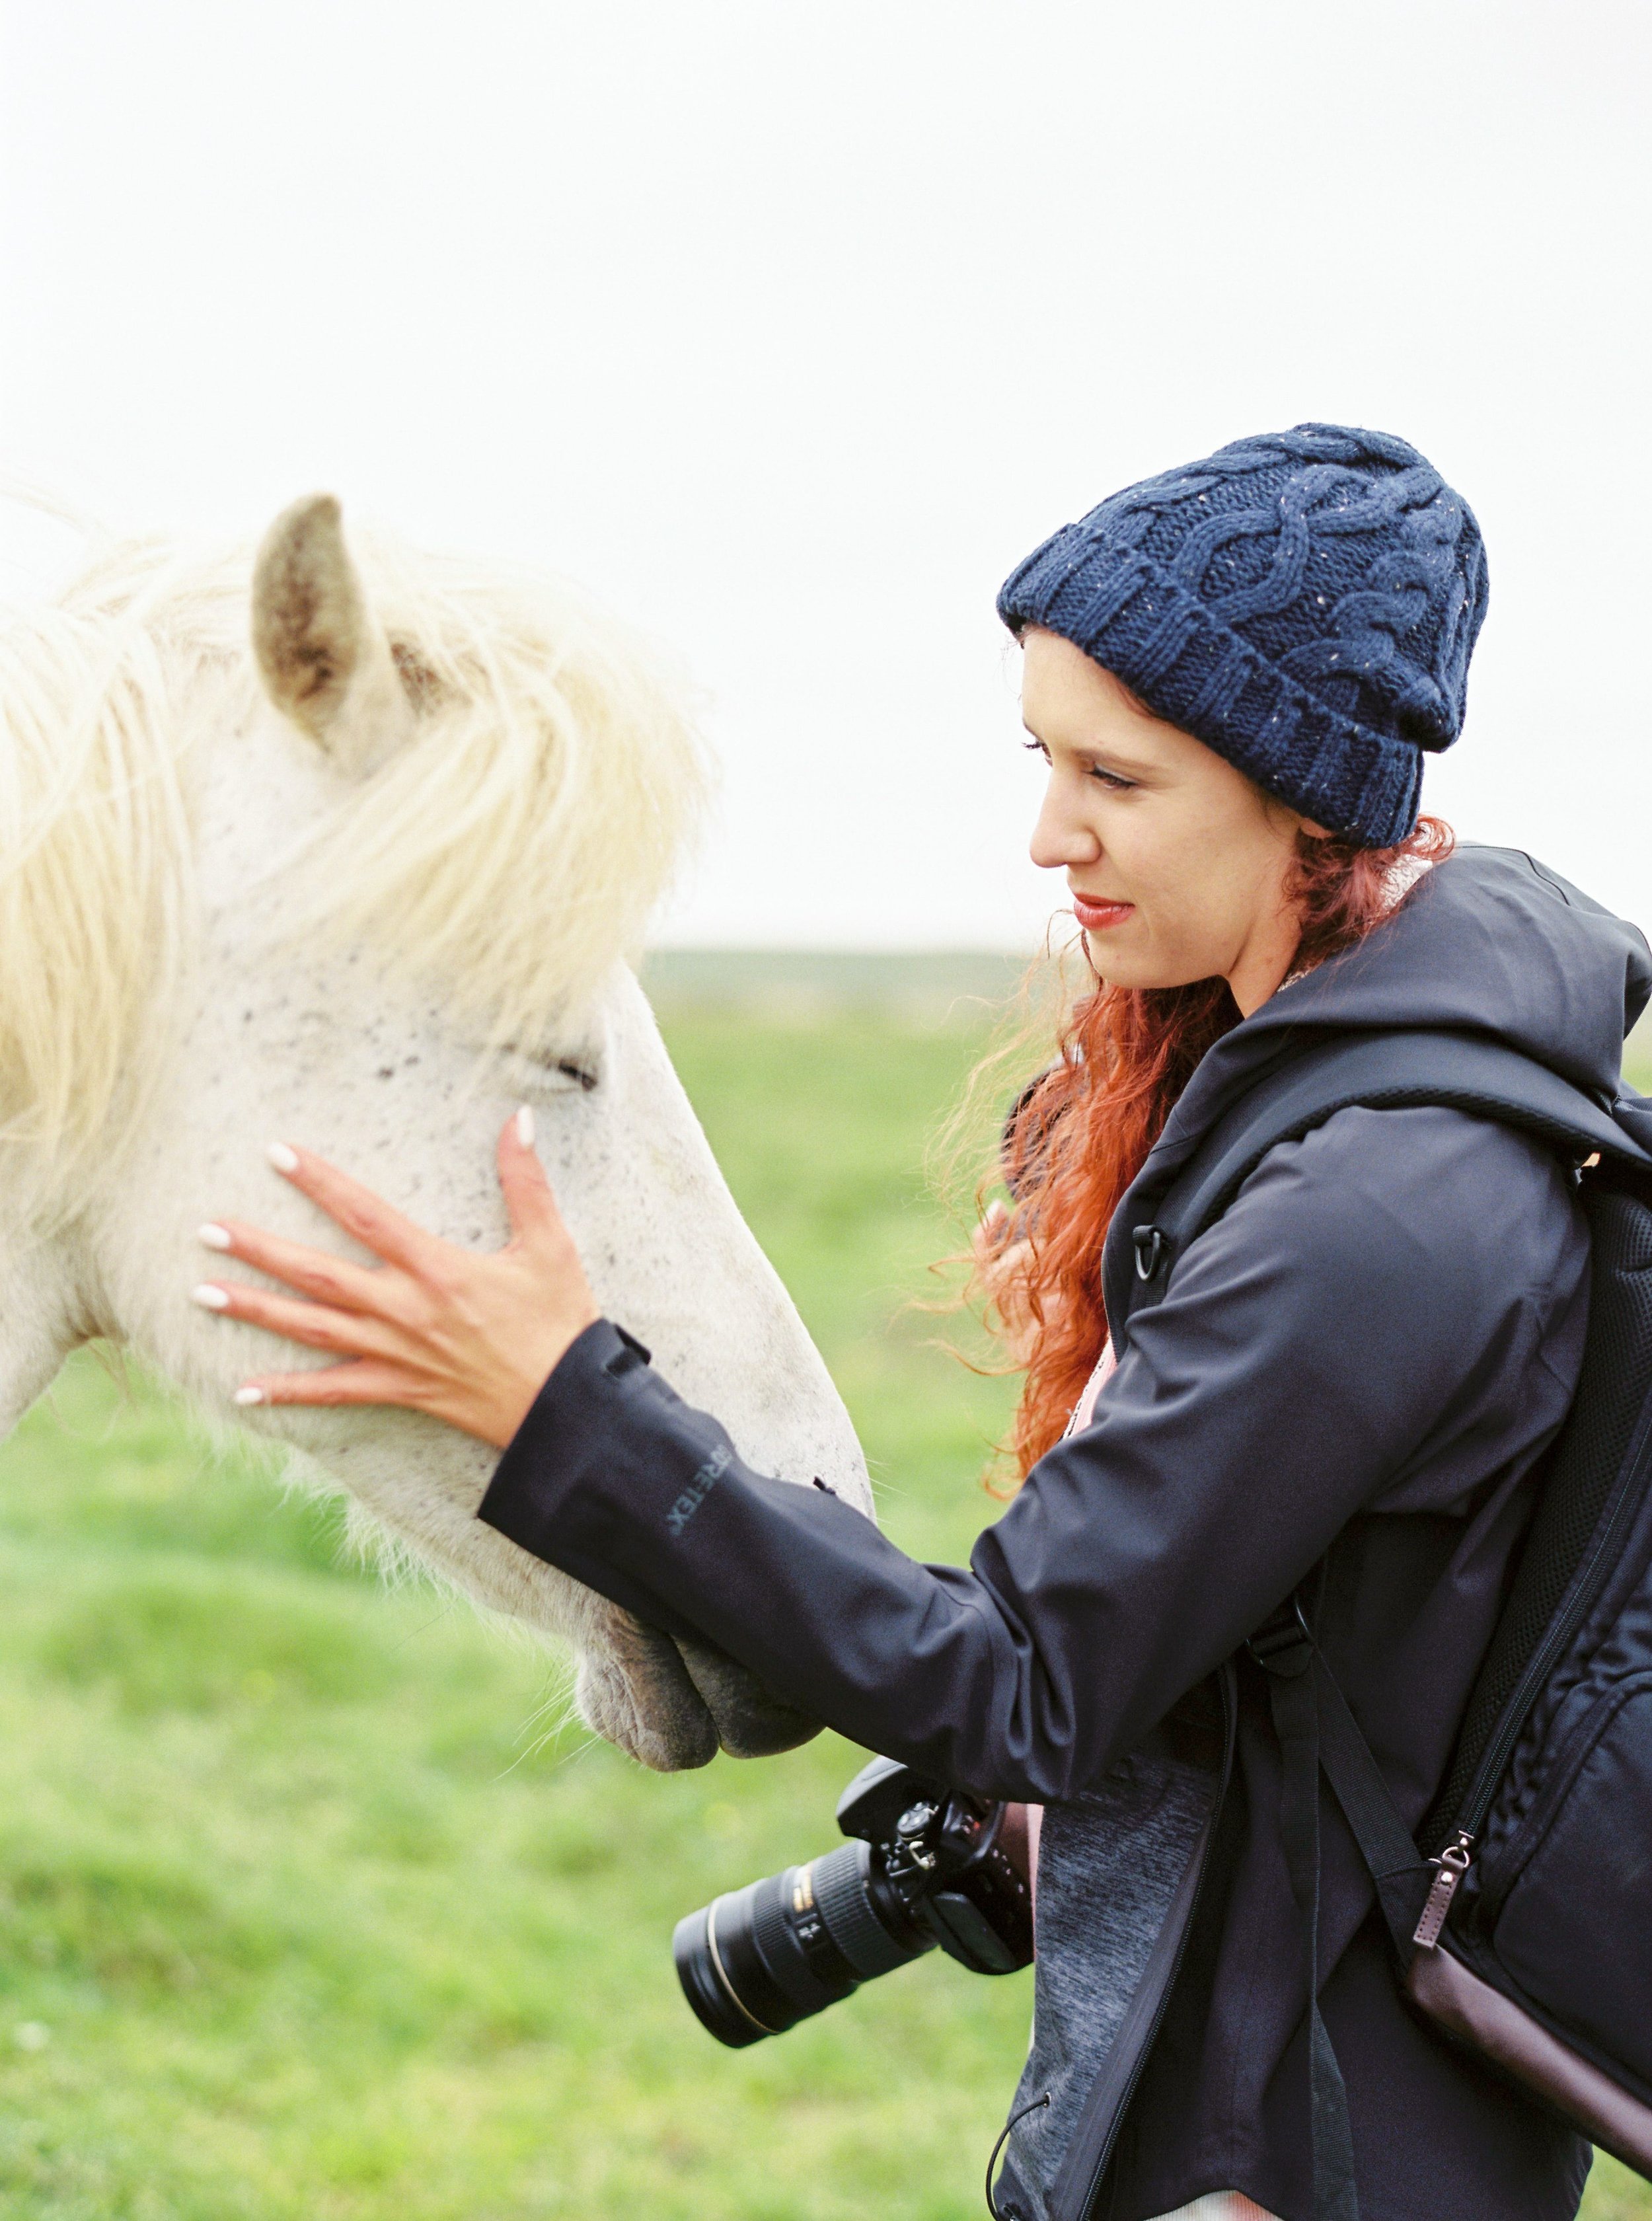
[11,496,872,1771]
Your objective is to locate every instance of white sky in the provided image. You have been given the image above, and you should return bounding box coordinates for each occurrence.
[2,0,1649,949]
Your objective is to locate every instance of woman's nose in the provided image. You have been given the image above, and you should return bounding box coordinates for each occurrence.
[1028,780,1102,872]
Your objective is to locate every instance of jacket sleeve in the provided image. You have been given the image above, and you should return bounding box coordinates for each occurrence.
[478,1108,1583,1803]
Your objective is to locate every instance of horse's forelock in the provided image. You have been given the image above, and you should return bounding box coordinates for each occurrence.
[0,520,711,1214]
[276,534,711,1043]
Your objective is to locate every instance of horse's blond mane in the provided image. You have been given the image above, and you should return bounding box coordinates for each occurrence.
[0,519,710,1214]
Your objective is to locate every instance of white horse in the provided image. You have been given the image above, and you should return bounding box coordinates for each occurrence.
[0,493,872,1771]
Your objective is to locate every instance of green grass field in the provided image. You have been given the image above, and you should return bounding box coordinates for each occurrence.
[0,968,1643,2219]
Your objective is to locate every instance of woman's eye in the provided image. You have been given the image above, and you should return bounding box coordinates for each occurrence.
[1021,739,1133,792]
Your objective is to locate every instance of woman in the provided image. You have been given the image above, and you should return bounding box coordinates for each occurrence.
[192,426,1650,2220]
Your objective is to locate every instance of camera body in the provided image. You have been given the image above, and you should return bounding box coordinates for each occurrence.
[674,1755,1034,2048]
[835,1754,1033,1976]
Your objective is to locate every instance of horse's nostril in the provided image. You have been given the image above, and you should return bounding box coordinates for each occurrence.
[557,1062,599,1092]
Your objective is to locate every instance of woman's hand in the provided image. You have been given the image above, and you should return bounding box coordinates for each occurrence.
[191,1109,599,1449]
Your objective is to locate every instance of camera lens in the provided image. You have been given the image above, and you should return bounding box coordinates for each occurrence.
[673,1840,934,2048]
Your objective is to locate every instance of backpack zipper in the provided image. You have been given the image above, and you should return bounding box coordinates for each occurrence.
[1411,1832,1474,1947]
[1415,1374,1652,1949]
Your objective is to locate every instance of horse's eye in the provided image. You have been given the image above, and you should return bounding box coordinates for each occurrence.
[498,1040,600,1094]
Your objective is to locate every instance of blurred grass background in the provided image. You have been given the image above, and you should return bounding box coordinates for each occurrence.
[0,953,1642,2219]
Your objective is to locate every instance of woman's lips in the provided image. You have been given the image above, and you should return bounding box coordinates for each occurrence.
[1071,891,1136,933]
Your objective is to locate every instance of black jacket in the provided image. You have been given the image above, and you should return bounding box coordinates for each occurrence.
[480,847,1652,2221]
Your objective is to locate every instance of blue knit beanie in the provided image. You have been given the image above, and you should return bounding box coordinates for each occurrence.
[996,424,1488,848]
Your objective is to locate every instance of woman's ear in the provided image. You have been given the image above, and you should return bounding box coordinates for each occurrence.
[1298,817,1335,842]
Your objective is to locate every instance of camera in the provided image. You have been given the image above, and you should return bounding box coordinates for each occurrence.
[673,1755,1034,2047]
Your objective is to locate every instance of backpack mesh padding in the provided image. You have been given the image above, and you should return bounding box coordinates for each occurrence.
[1420,1182,1652,1852]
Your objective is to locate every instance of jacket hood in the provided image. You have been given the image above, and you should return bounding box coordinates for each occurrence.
[1154,845,1652,1172]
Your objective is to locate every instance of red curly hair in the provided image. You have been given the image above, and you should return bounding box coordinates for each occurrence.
[978,814,1455,1478]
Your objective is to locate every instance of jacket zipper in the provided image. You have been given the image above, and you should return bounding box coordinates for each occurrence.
[1413,1373,1652,1951]
[1069,1669,1236,2221]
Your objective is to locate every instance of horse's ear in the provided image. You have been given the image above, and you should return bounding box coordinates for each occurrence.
[250,494,415,775]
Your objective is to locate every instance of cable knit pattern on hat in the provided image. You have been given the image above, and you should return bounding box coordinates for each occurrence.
[996,424,1488,847]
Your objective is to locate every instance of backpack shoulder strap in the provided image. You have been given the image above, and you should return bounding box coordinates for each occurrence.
[1105,1027,1652,1353]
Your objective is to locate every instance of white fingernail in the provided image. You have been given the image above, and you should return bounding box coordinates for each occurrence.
[515,1105,535,1148]
[233,1386,265,1406]
[192,1283,231,1310]
[198,1223,233,1252]
[268,1143,299,1174]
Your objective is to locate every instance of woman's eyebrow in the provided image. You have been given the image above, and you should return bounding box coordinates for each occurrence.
[1065,734,1159,777]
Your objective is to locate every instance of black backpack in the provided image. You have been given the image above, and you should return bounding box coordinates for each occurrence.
[1100,1028,1652,2221]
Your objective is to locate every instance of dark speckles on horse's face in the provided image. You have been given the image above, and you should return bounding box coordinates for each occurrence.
[376,1067,394,1080]
[402,1055,420,1068]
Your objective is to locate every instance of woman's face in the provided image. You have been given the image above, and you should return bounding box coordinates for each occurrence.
[1021,628,1320,1014]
